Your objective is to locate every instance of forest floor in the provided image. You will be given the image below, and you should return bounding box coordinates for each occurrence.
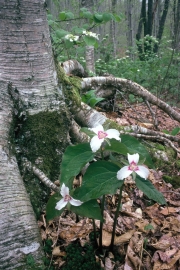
[39,100,180,270]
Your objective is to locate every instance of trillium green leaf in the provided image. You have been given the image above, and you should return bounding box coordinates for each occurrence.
[135,176,166,205]
[121,134,154,168]
[74,161,124,202]
[70,200,103,221]
[104,138,129,155]
[46,193,62,222]
[80,127,95,138]
[60,143,94,188]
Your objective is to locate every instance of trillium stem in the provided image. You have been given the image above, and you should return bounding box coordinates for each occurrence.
[99,145,105,253]
[110,183,124,252]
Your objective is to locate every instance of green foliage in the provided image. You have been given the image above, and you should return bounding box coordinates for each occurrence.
[120,134,154,168]
[74,160,124,202]
[95,40,180,105]
[62,243,102,270]
[163,127,180,136]
[135,176,166,205]
[82,90,105,108]
[60,143,94,188]
[47,8,121,61]
[144,223,154,231]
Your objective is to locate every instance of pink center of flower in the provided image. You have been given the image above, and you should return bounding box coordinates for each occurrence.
[64,195,71,202]
[128,161,139,171]
[98,131,108,139]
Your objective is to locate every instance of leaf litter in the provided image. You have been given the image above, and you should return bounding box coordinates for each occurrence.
[39,102,180,269]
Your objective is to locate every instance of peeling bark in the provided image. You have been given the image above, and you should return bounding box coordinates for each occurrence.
[0,1,69,268]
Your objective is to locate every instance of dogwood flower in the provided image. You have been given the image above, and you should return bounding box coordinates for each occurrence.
[117,153,149,180]
[64,34,79,42]
[82,30,99,40]
[55,183,83,211]
[89,124,121,152]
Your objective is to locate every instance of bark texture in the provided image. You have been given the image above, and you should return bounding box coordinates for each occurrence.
[0,0,69,268]
[0,82,44,269]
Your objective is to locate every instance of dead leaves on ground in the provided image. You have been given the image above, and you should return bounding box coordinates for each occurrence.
[39,170,180,269]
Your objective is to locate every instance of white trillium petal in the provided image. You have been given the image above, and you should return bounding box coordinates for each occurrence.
[90,135,103,152]
[117,166,132,180]
[106,129,121,140]
[89,124,104,134]
[128,153,139,164]
[136,166,149,179]
[60,183,69,197]
[55,198,67,210]
[70,198,83,206]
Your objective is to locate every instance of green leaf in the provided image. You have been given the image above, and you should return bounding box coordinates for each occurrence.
[47,14,53,20]
[64,39,74,48]
[70,200,103,221]
[74,161,123,202]
[135,176,166,205]
[121,134,154,168]
[59,12,66,21]
[60,143,94,188]
[89,97,105,108]
[93,13,103,23]
[80,127,95,138]
[171,127,180,136]
[83,35,97,46]
[46,193,62,222]
[104,138,129,156]
[83,11,93,19]
[112,14,122,22]
[102,12,113,22]
[65,12,74,19]
[55,29,69,39]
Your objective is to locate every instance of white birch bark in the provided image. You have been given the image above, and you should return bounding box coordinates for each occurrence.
[0,0,67,268]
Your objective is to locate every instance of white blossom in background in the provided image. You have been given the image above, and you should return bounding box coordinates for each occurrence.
[117,153,149,180]
[55,183,83,211]
[89,124,121,152]
[82,30,99,40]
[64,34,79,42]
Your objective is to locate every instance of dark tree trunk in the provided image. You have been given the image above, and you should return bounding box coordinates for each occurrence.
[154,0,170,52]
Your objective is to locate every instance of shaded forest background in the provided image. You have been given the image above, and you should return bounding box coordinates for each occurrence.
[46,0,180,106]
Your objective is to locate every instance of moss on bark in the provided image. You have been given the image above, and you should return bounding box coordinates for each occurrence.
[16,109,70,218]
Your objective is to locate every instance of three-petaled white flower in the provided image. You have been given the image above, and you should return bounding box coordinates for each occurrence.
[117,153,149,180]
[55,183,83,211]
[89,124,121,152]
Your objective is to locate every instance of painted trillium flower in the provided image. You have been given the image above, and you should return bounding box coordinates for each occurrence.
[117,153,149,180]
[55,183,83,211]
[89,124,121,152]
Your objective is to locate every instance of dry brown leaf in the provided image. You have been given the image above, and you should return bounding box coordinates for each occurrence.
[105,257,115,270]
[52,246,66,257]
[59,219,93,241]
[124,232,144,270]
[101,229,135,246]
[152,250,180,270]
[135,219,150,232]
[160,207,178,215]
[114,230,135,246]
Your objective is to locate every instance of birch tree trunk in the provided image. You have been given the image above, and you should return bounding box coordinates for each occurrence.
[0,0,69,268]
